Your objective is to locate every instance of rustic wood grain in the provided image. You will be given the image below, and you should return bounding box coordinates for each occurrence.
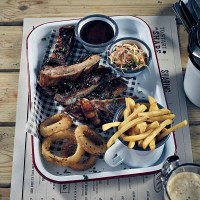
[0,27,22,70]
[0,188,10,199]
[190,126,200,164]
[0,73,18,123]
[178,26,189,70]
[186,100,200,123]
[0,127,15,187]
[0,0,176,23]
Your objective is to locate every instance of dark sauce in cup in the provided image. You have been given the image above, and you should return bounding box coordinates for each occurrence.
[80,20,114,45]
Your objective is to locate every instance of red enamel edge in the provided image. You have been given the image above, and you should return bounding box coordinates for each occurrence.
[136,16,177,154]
[31,135,165,184]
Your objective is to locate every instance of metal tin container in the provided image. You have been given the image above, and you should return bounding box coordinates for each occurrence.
[75,14,119,53]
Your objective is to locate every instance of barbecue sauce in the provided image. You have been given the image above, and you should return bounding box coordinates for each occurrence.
[80,20,114,45]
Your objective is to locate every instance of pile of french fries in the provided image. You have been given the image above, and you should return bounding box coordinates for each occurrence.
[102,96,187,151]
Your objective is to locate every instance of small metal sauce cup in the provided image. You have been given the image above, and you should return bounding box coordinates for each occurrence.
[107,37,152,78]
[75,14,119,53]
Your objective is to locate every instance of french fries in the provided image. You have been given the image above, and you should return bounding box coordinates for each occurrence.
[137,140,143,147]
[157,120,188,141]
[147,97,159,150]
[128,141,136,149]
[134,122,147,134]
[126,97,136,111]
[102,122,121,131]
[149,139,156,151]
[123,128,154,142]
[102,96,188,151]
[138,108,171,118]
[127,126,136,149]
[118,104,147,129]
[149,102,159,112]
[148,96,157,104]
[123,98,131,119]
[147,121,160,130]
[107,116,148,148]
[142,119,172,149]
[147,114,175,122]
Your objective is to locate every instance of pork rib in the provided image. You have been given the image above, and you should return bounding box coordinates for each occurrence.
[39,55,101,87]
[65,97,129,126]
[44,26,75,67]
[87,77,127,100]
[79,98,101,126]
[53,67,114,105]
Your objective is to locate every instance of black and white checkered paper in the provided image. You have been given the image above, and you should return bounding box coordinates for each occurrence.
[26,29,142,139]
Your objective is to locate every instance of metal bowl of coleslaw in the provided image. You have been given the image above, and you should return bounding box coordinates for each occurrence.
[107,37,152,77]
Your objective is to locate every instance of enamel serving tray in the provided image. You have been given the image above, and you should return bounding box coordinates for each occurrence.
[27,16,176,183]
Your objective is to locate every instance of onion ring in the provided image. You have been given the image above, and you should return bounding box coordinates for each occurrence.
[40,113,72,138]
[42,130,85,166]
[75,125,107,155]
[61,141,98,171]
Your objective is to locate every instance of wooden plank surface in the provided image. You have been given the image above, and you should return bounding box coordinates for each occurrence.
[190,126,200,163]
[0,188,10,199]
[0,73,18,123]
[0,27,22,70]
[0,128,15,187]
[178,26,188,70]
[0,0,176,23]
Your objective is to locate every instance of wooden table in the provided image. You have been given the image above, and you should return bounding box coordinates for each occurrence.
[0,0,200,199]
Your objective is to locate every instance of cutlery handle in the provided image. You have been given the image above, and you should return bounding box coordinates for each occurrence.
[179,0,197,27]
[172,2,191,33]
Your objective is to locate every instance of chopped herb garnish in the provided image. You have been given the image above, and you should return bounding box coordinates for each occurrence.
[83,175,88,180]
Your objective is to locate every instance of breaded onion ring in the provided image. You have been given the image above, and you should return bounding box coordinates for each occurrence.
[40,113,72,137]
[42,130,85,166]
[75,125,107,155]
[61,141,98,171]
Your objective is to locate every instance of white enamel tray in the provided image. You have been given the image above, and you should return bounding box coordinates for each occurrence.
[27,16,176,183]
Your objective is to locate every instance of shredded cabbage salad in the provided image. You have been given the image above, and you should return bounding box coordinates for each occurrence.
[109,43,148,71]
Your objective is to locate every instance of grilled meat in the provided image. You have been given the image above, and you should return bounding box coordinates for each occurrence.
[65,97,130,126]
[53,67,114,105]
[42,67,114,105]
[39,55,101,87]
[38,25,130,126]
[87,77,127,100]
[44,26,75,66]
[79,98,101,126]
[64,100,85,122]
[91,97,126,124]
